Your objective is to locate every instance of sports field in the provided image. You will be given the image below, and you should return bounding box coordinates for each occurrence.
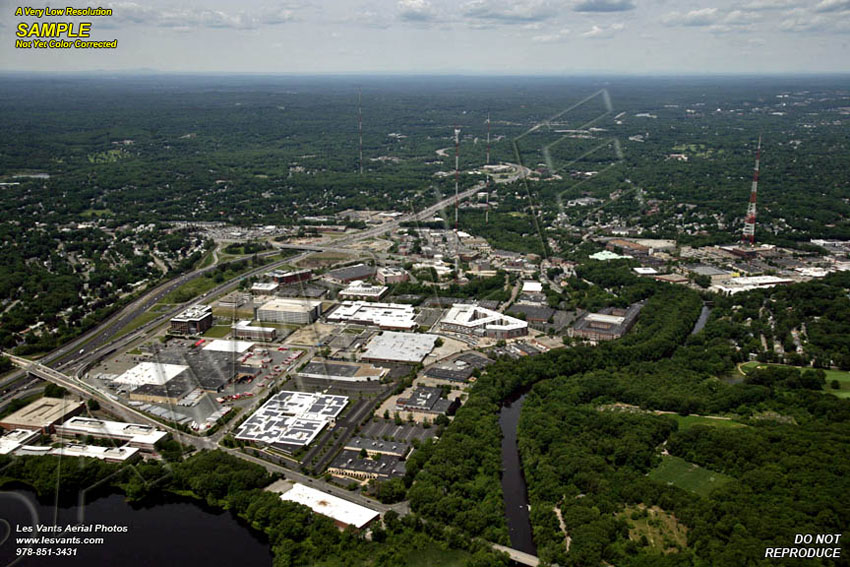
[649,455,734,498]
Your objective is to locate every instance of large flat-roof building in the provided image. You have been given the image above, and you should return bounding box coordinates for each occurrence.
[48,444,140,463]
[170,304,214,335]
[338,281,389,301]
[439,304,528,339]
[326,301,417,330]
[232,320,277,342]
[395,386,459,417]
[55,417,167,452]
[117,341,262,404]
[710,275,794,295]
[256,298,322,324]
[344,436,410,458]
[267,269,313,285]
[327,450,407,482]
[376,267,409,284]
[361,331,438,363]
[0,397,85,434]
[280,483,379,530]
[251,282,279,295]
[297,359,388,383]
[326,263,377,284]
[235,391,348,453]
[568,302,644,343]
[0,429,40,455]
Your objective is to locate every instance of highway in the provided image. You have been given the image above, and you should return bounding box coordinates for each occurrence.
[0,184,491,526]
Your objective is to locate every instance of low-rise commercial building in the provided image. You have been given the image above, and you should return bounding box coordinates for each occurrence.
[235,391,348,453]
[297,360,388,382]
[395,386,458,417]
[376,267,408,284]
[267,269,313,285]
[326,263,376,284]
[361,331,438,363]
[280,483,379,531]
[710,275,795,295]
[170,304,213,335]
[48,444,140,463]
[251,282,279,295]
[338,281,389,301]
[0,429,40,455]
[344,436,410,458]
[0,397,85,434]
[327,450,407,482]
[55,417,167,451]
[256,298,322,324]
[568,302,643,342]
[326,301,417,330]
[232,320,277,341]
[439,304,528,339]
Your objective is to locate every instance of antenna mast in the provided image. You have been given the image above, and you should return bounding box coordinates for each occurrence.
[454,125,461,231]
[741,136,761,245]
[486,112,491,165]
[485,112,491,224]
[358,89,363,175]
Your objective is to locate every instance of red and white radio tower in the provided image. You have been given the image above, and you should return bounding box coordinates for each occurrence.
[454,125,461,231]
[358,89,363,175]
[741,136,761,245]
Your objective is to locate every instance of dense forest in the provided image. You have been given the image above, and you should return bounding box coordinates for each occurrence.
[408,266,850,565]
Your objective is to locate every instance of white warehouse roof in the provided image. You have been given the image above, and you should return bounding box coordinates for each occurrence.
[281,483,379,529]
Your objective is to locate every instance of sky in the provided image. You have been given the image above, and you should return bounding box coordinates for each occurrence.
[1,0,849,74]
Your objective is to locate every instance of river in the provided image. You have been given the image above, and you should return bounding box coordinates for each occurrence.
[691,304,712,335]
[499,392,537,556]
[0,489,272,567]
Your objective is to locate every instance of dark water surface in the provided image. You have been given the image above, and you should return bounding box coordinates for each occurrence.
[0,489,272,567]
[499,392,536,556]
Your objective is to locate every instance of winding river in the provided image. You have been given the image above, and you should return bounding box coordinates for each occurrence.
[499,391,537,556]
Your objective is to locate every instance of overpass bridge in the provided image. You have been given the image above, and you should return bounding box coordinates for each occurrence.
[490,543,540,566]
[3,352,214,451]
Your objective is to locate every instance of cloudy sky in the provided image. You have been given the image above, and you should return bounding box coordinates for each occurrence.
[1,0,849,74]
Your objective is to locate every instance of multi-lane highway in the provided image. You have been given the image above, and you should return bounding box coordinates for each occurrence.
[0,185,486,519]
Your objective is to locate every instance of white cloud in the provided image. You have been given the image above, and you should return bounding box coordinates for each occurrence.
[780,9,850,32]
[397,0,439,22]
[103,2,297,30]
[662,8,720,27]
[581,22,624,37]
[814,0,850,12]
[462,0,556,24]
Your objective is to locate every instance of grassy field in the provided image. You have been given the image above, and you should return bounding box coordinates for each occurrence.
[621,505,687,554]
[740,361,850,398]
[649,455,734,498]
[670,415,747,431]
[203,326,232,338]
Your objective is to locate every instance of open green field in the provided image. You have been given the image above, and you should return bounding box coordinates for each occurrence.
[670,415,747,431]
[203,326,232,338]
[159,277,221,305]
[621,505,687,553]
[740,362,850,398]
[649,455,734,498]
